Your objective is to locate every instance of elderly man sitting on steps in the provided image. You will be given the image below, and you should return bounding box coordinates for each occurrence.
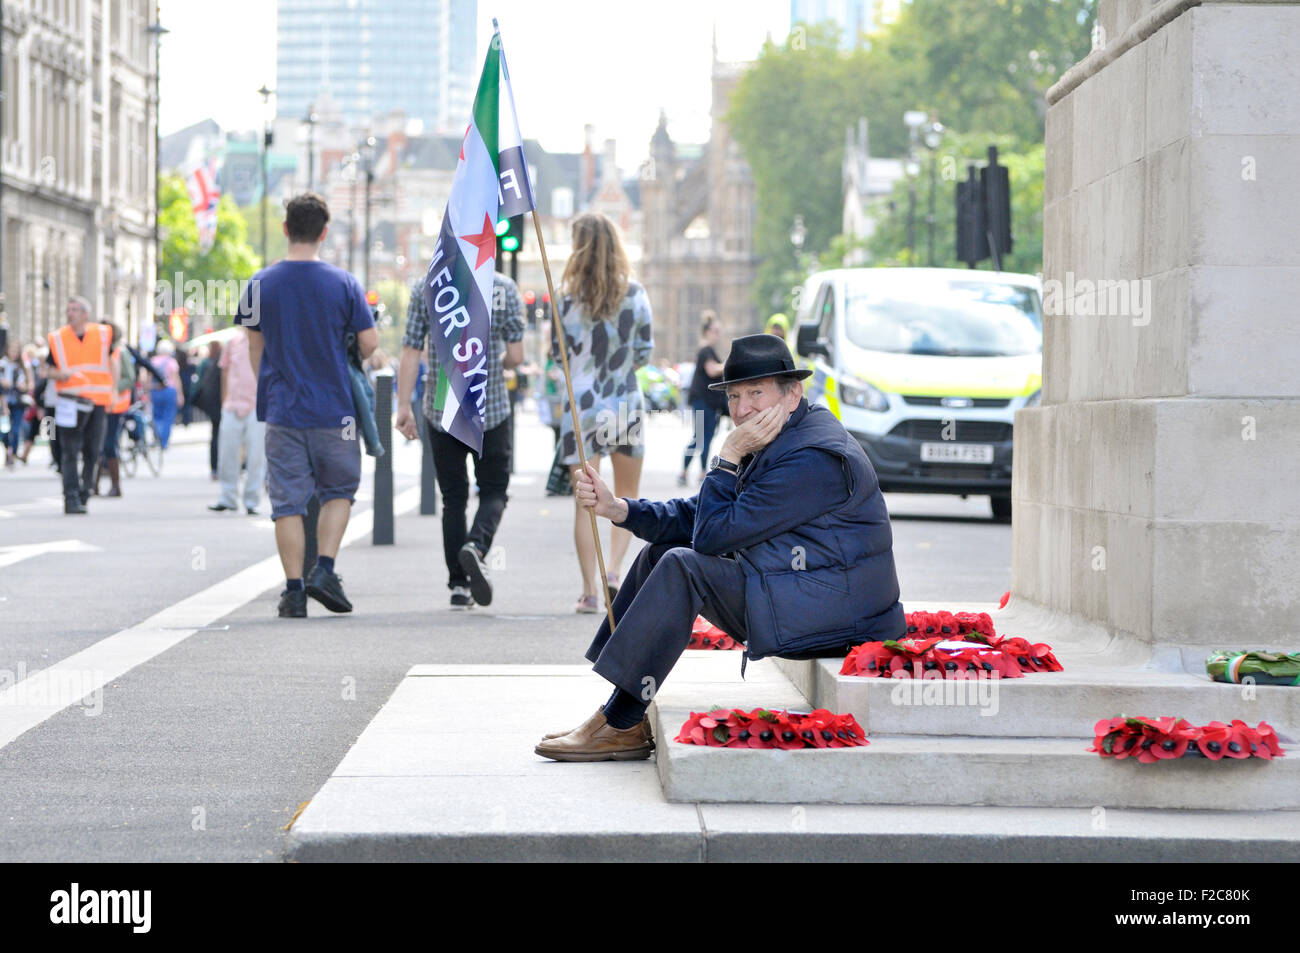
[535,334,905,762]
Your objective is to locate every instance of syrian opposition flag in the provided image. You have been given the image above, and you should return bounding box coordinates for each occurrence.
[186,159,221,255]
[422,22,537,453]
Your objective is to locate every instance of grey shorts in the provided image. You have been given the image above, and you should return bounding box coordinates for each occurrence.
[265,423,362,520]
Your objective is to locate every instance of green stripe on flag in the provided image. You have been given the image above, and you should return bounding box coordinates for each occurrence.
[432,362,450,414]
[473,41,500,178]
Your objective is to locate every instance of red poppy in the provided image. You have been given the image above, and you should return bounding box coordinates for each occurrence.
[1248,721,1285,759]
[1149,718,1196,760]
[999,591,1011,609]
[1195,721,1231,760]
[840,641,895,677]
[676,713,708,745]
[1223,720,1257,760]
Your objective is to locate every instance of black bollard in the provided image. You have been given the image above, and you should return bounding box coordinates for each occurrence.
[417,396,437,515]
[372,369,394,545]
[302,495,320,579]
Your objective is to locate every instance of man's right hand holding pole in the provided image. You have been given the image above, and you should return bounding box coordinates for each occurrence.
[575,463,628,524]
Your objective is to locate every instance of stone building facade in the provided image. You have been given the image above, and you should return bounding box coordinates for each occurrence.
[2,0,157,349]
[638,51,758,364]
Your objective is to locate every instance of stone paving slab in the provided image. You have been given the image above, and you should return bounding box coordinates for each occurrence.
[695,804,1300,863]
[287,657,1300,861]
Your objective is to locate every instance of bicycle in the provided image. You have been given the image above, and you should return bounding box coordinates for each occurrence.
[118,400,163,477]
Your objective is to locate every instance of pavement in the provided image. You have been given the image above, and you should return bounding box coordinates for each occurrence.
[0,404,1015,862]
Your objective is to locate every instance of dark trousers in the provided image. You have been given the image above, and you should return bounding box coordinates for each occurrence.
[101,411,124,459]
[428,416,512,589]
[3,398,22,454]
[585,542,748,701]
[208,413,220,473]
[682,400,720,473]
[57,404,106,501]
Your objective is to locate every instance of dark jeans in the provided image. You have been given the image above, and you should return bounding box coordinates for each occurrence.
[3,399,22,454]
[428,416,512,589]
[101,411,123,459]
[682,400,720,473]
[208,412,220,474]
[585,542,748,701]
[57,404,106,501]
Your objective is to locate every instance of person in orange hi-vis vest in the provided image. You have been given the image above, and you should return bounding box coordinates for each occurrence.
[44,296,118,514]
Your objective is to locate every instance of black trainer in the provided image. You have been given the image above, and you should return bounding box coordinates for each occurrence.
[278,589,307,618]
[306,565,353,613]
[449,585,475,610]
[457,543,493,606]
[64,498,87,515]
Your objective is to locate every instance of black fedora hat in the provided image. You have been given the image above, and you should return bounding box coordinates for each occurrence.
[708,333,814,391]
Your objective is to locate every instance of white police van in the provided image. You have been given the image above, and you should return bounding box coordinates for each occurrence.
[793,267,1042,519]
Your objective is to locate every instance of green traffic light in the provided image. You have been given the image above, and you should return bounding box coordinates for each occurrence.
[501,236,519,252]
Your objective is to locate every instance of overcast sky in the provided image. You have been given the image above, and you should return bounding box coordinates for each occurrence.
[159,0,792,164]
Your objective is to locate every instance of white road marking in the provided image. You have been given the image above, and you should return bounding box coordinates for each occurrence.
[0,539,102,569]
[0,496,66,518]
[0,486,421,751]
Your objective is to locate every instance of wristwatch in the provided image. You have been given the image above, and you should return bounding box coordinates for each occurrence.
[708,455,739,475]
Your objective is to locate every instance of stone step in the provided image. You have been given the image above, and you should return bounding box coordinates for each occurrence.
[654,706,1300,809]
[773,657,1300,740]
[653,652,1300,811]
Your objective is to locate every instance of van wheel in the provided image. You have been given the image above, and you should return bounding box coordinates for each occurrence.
[991,495,1012,521]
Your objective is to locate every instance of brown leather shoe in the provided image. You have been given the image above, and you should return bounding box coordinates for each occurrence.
[534,709,654,762]
[540,709,651,741]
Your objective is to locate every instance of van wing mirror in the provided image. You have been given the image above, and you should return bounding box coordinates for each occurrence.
[795,323,826,361]
[796,322,830,359]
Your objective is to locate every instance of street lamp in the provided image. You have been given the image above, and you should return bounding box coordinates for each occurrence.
[923,119,944,267]
[903,110,927,265]
[790,213,807,282]
[147,19,169,306]
[342,152,359,275]
[302,104,319,191]
[257,84,274,265]
[360,136,377,293]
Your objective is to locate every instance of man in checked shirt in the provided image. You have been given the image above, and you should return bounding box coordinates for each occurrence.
[396,273,525,609]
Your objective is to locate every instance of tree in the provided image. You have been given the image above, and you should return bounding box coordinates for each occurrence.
[728,0,1093,309]
[875,0,1096,148]
[728,23,913,314]
[239,197,288,267]
[374,278,410,356]
[157,175,260,334]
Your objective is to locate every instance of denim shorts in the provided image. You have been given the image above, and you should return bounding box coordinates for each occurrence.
[265,423,362,520]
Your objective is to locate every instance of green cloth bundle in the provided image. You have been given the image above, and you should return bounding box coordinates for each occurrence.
[1206,651,1300,686]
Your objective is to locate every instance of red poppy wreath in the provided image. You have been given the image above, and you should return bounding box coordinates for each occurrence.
[676,707,869,749]
[1090,716,1285,762]
[688,616,742,651]
[840,610,1062,679]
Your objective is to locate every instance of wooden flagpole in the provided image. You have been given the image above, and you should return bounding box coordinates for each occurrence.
[530,209,617,631]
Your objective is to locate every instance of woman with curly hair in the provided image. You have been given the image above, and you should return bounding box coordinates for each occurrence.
[555,212,654,613]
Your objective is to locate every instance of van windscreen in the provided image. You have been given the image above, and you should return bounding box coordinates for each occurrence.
[842,280,1042,357]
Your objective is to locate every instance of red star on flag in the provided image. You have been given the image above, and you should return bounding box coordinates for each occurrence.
[460,213,498,270]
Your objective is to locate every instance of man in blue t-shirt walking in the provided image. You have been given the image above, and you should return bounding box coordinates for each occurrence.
[238,193,378,618]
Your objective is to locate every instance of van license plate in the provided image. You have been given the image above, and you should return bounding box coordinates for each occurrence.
[920,443,994,464]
